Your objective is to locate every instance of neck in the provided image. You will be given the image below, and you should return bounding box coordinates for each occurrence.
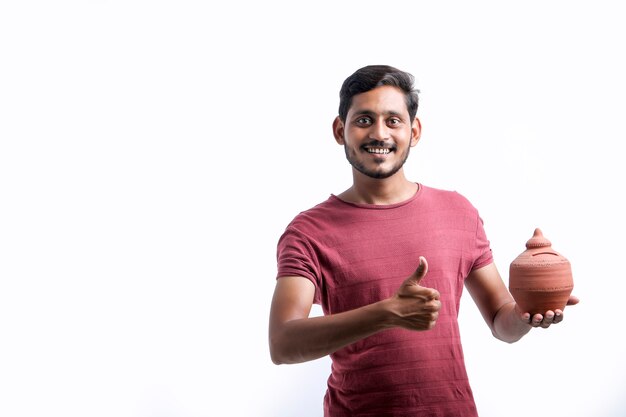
[338,169,418,205]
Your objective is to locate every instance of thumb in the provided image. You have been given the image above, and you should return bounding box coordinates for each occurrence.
[407,256,428,285]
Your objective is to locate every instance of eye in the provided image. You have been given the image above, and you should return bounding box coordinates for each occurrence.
[387,118,402,127]
[355,117,372,126]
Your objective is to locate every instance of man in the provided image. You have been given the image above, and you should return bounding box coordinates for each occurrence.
[269,65,578,416]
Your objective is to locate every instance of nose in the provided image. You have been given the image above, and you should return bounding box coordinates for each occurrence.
[370,120,390,141]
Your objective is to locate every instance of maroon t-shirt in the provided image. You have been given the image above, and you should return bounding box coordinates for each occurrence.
[277,185,493,417]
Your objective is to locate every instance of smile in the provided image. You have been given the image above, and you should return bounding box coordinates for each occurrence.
[365,147,392,155]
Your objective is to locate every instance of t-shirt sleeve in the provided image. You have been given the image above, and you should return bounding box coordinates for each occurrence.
[471,215,493,271]
[276,227,322,304]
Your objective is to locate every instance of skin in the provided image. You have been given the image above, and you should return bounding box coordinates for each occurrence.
[269,85,579,365]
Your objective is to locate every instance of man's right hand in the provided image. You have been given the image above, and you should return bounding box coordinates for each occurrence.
[270,257,442,364]
[389,256,441,331]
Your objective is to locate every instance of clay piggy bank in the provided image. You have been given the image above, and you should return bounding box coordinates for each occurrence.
[509,228,574,315]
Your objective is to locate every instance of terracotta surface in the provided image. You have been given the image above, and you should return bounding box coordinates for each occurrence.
[509,228,574,315]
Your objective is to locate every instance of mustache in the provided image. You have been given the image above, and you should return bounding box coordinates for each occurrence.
[361,141,396,150]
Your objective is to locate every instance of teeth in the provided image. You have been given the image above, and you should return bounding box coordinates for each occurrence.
[366,148,391,154]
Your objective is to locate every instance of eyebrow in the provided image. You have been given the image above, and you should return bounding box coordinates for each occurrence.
[353,109,404,117]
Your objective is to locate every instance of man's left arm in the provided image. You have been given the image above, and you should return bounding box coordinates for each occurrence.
[464,262,579,343]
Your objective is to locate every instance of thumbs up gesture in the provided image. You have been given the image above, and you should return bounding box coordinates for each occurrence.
[389,257,441,331]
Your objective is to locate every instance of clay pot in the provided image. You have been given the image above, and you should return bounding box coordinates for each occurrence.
[509,228,574,315]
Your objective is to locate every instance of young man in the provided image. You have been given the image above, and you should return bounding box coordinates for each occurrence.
[269,65,578,417]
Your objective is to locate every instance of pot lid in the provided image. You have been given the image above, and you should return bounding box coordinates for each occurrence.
[525,228,552,249]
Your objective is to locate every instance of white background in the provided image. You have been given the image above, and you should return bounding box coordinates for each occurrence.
[1,1,624,416]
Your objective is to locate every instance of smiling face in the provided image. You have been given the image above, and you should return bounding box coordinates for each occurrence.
[333,85,421,180]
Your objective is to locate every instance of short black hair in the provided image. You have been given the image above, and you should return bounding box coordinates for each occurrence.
[338,65,419,122]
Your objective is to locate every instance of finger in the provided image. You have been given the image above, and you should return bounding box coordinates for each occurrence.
[423,298,442,312]
[514,304,531,324]
[540,311,555,329]
[553,309,563,324]
[429,288,440,301]
[400,284,440,301]
[415,309,440,330]
[530,313,544,327]
[429,310,440,328]
[566,296,580,306]
[412,256,428,283]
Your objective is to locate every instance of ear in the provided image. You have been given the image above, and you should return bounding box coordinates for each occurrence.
[332,116,345,145]
[410,117,422,147]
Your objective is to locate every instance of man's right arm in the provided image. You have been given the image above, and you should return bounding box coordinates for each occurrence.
[268,257,440,365]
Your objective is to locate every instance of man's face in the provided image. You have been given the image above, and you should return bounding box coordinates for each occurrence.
[333,86,420,180]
